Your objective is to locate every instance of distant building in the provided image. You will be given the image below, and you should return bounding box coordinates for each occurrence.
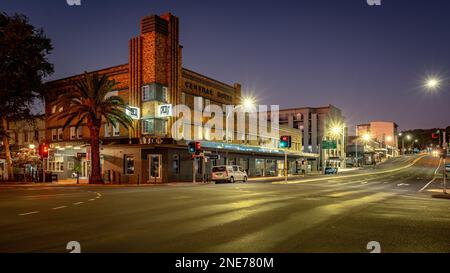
[0,115,45,181]
[271,105,347,170]
[356,121,399,158]
[5,115,46,149]
[346,136,382,166]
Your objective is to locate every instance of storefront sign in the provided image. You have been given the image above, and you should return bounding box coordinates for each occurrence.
[126,106,141,120]
[141,137,175,145]
[158,104,173,118]
[183,80,233,102]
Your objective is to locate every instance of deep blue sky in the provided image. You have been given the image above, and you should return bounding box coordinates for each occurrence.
[2,0,450,130]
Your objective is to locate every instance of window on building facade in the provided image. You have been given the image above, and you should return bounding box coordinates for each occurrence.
[142,119,166,135]
[142,85,150,101]
[181,92,186,105]
[52,129,57,141]
[77,127,83,139]
[124,154,134,175]
[104,124,111,137]
[34,130,39,141]
[57,128,63,140]
[113,124,120,136]
[142,84,168,102]
[51,105,57,114]
[70,127,76,140]
[48,156,64,172]
[67,161,74,170]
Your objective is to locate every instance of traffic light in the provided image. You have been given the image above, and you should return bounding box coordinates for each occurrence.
[38,143,49,159]
[279,136,292,148]
[188,141,201,154]
[188,142,196,153]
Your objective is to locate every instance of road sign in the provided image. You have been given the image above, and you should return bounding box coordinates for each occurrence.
[207,155,220,160]
[322,140,337,149]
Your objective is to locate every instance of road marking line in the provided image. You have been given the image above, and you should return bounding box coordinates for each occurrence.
[52,206,67,210]
[19,211,40,216]
[88,199,95,201]
[73,202,84,205]
[418,158,442,192]
[274,155,426,185]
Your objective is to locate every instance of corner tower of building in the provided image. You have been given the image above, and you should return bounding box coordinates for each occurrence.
[129,13,182,138]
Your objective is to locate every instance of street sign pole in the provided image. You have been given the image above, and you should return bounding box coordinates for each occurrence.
[285,148,288,183]
[192,157,196,184]
[443,157,447,194]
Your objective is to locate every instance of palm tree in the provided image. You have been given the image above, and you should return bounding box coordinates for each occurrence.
[52,72,132,184]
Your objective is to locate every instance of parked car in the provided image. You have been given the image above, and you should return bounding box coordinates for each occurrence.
[445,164,450,173]
[324,167,338,175]
[212,165,248,183]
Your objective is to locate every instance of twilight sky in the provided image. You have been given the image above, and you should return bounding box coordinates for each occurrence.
[2,0,450,130]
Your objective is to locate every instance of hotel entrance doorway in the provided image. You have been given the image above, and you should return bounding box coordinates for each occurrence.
[148,154,162,183]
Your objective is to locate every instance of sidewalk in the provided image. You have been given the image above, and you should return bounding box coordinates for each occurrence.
[0,167,367,187]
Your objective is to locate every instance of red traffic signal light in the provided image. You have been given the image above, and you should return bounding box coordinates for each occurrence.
[38,143,49,159]
[188,141,202,155]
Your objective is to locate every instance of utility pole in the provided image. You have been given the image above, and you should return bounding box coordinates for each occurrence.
[192,157,196,183]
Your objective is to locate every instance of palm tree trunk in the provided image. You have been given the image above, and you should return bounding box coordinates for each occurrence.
[1,115,13,181]
[89,126,103,184]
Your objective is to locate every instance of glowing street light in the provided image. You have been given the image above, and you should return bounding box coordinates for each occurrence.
[242,97,256,110]
[225,96,257,144]
[362,133,371,142]
[424,76,441,91]
[331,126,342,136]
[328,123,347,169]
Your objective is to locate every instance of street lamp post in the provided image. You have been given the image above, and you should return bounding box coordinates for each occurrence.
[331,124,347,170]
[423,76,447,194]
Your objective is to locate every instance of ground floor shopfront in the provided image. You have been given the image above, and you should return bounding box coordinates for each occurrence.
[47,141,318,183]
[101,143,318,184]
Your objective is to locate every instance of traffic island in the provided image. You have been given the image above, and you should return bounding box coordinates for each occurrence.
[432,193,450,200]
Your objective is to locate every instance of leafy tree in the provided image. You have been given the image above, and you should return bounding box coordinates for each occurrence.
[0,12,53,180]
[52,72,133,184]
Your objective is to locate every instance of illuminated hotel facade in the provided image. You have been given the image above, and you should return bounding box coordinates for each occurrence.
[45,12,317,183]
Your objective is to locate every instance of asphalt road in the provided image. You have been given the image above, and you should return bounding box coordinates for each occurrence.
[0,155,449,253]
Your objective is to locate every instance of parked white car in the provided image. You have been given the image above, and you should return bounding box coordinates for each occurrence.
[445,164,450,173]
[211,165,248,183]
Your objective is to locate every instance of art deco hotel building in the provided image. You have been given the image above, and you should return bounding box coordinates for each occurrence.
[45,13,316,183]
